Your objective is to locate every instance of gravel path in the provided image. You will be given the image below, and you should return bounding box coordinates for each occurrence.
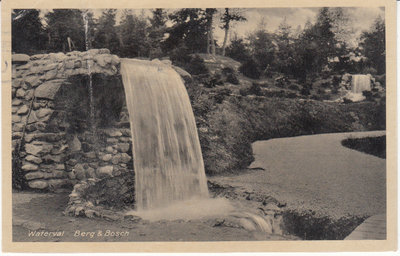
[210,131,386,219]
[12,192,293,242]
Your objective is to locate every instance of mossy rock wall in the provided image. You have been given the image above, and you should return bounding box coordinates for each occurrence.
[11,49,125,191]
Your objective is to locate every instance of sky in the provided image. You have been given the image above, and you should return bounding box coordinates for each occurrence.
[214,7,384,46]
[39,7,384,46]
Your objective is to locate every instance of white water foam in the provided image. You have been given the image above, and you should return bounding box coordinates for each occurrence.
[125,197,234,221]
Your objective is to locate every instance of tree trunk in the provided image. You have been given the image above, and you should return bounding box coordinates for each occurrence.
[67,37,72,52]
[209,27,216,56]
[206,33,210,54]
[206,9,216,56]
[221,23,230,56]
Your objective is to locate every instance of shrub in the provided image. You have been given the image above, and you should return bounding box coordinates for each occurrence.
[239,59,261,79]
[239,87,249,96]
[226,73,239,85]
[169,44,192,65]
[191,92,385,175]
[288,84,300,91]
[362,66,378,76]
[185,55,209,75]
[203,73,224,88]
[342,136,386,159]
[375,74,386,88]
[332,75,341,93]
[222,67,239,85]
[12,148,28,190]
[202,101,254,174]
[321,82,331,88]
[213,88,232,104]
[249,83,263,96]
[222,67,235,76]
[301,87,310,96]
[362,90,373,101]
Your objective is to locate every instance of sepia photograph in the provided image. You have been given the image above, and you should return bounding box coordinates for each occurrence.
[1,0,397,253]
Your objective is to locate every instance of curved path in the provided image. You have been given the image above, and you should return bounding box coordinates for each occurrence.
[210,131,386,219]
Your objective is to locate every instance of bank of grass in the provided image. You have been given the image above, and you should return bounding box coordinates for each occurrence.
[188,85,386,175]
[341,136,386,159]
[281,210,367,240]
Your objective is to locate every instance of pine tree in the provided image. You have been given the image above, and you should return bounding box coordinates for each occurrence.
[119,10,150,58]
[93,9,120,54]
[247,19,276,74]
[12,9,46,54]
[360,16,385,74]
[164,9,209,54]
[275,17,295,74]
[45,9,86,52]
[148,8,167,59]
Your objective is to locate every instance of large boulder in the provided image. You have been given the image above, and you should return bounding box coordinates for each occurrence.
[12,54,30,64]
[34,80,64,100]
[28,180,48,189]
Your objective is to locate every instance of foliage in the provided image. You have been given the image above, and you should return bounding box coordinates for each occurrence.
[12,9,46,54]
[220,67,238,85]
[191,87,385,174]
[148,9,168,59]
[182,54,209,75]
[239,58,261,79]
[247,29,276,74]
[163,9,209,54]
[220,8,247,56]
[360,16,386,75]
[274,18,296,75]
[92,9,120,54]
[45,9,88,52]
[342,136,386,159]
[119,11,150,58]
[225,38,252,63]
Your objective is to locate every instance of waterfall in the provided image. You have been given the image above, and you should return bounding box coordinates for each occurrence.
[120,59,209,211]
[351,74,371,94]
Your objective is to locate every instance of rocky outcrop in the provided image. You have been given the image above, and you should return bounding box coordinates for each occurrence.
[12,49,191,192]
[12,49,123,191]
[64,169,135,218]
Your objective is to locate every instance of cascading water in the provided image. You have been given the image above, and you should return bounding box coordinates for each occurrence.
[351,74,371,94]
[344,74,372,102]
[120,59,209,211]
[82,10,95,133]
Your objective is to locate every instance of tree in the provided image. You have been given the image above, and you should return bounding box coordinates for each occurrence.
[220,8,246,56]
[45,9,87,52]
[205,8,217,55]
[275,17,296,74]
[292,7,338,80]
[148,8,167,59]
[119,10,150,58]
[360,16,385,75]
[225,35,251,63]
[93,9,120,54]
[247,22,276,75]
[163,9,208,54]
[12,9,46,54]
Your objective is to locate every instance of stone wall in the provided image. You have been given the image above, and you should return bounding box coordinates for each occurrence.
[12,49,126,191]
